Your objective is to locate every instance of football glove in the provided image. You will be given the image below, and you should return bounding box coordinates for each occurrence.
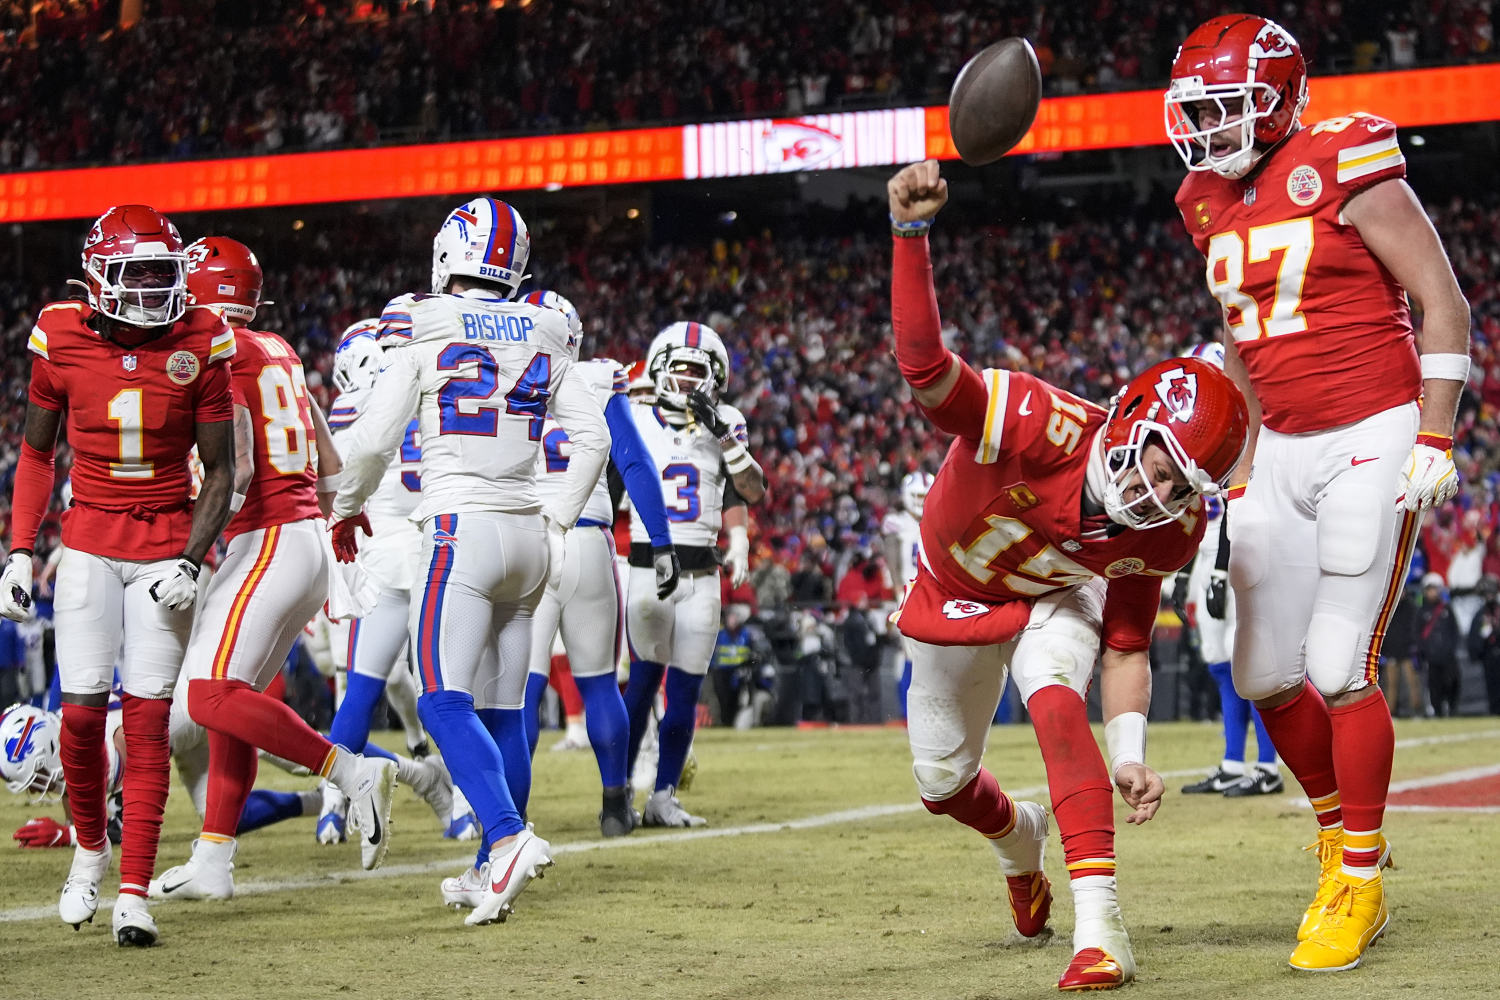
[0,551,34,622]
[653,544,681,600]
[1205,570,1229,620]
[1169,573,1190,623]
[330,511,373,564]
[15,816,75,848]
[1397,437,1459,513]
[686,388,729,438]
[148,557,201,611]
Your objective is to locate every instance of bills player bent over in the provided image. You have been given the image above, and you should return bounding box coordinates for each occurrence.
[622,321,766,828]
[1166,15,1471,972]
[0,206,238,946]
[332,197,608,925]
[888,160,1250,991]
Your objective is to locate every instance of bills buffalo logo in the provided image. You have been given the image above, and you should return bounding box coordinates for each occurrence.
[761,121,843,173]
[1105,557,1146,579]
[433,527,458,547]
[1286,165,1322,206]
[942,599,990,620]
[166,350,200,385]
[1250,26,1295,59]
[5,715,42,764]
[450,206,479,241]
[1153,366,1198,423]
[1006,483,1040,511]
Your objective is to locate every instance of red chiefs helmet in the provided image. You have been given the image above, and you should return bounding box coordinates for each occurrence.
[185,236,263,325]
[1164,14,1308,179]
[1096,357,1249,529]
[81,205,188,328]
[625,359,654,400]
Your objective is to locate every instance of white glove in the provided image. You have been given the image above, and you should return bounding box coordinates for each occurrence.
[1397,439,1459,512]
[148,558,201,611]
[0,552,34,622]
[726,524,750,589]
[543,515,567,595]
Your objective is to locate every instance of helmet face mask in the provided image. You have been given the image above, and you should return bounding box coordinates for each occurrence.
[1,704,63,802]
[332,319,384,395]
[82,205,189,328]
[900,471,934,518]
[646,322,729,410]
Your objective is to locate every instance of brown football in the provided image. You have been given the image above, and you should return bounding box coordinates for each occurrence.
[947,37,1042,166]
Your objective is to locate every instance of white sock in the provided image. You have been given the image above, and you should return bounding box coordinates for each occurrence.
[1220,759,1247,776]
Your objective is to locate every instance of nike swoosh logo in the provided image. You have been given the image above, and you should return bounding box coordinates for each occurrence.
[159,879,190,895]
[491,837,528,892]
[365,809,382,847]
[1350,456,1378,466]
[1017,391,1033,416]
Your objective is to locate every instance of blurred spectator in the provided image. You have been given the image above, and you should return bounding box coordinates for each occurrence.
[1418,572,1462,717]
[1466,575,1500,715]
[837,603,884,723]
[708,603,775,729]
[1381,583,1423,719]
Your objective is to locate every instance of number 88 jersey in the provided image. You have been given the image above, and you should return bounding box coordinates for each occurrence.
[1174,112,1421,434]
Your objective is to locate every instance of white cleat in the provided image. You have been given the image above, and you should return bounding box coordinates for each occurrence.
[337,755,398,870]
[464,830,553,926]
[441,862,490,910]
[148,839,236,901]
[112,894,159,947]
[642,786,707,828]
[409,755,454,827]
[549,733,591,752]
[58,841,112,929]
[446,784,480,841]
[1060,879,1137,990]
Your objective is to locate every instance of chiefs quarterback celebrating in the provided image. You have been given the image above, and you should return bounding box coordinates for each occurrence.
[0,205,238,946]
[1166,15,1471,973]
[887,159,1249,992]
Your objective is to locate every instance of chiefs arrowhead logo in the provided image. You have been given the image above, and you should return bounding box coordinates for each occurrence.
[1250,26,1294,59]
[1153,365,1198,423]
[942,599,990,620]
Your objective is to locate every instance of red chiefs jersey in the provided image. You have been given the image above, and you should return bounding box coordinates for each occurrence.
[905,368,1204,652]
[27,301,235,560]
[224,328,322,541]
[1175,113,1420,434]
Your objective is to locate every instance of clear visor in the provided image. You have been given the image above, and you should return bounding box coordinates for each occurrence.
[1164,78,1279,179]
[1102,421,1214,529]
[656,351,715,407]
[89,252,188,327]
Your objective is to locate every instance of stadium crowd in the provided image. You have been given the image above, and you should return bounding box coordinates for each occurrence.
[0,0,1495,169]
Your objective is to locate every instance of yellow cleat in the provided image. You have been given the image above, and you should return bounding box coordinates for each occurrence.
[1298,830,1394,941]
[1289,870,1388,972]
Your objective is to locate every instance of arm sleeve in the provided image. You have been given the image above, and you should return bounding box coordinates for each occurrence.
[890,235,952,390]
[8,441,55,553]
[331,348,420,519]
[194,359,235,423]
[544,367,610,528]
[1101,574,1166,653]
[605,393,671,547]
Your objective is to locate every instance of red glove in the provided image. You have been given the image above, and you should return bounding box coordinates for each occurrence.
[15,816,75,848]
[330,512,372,564]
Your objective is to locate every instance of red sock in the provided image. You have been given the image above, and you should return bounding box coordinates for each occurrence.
[189,678,333,773]
[1330,690,1394,866]
[922,766,1016,837]
[1258,683,1340,828]
[118,695,172,897]
[58,702,109,851]
[1027,685,1114,879]
[202,730,260,839]
[550,655,584,717]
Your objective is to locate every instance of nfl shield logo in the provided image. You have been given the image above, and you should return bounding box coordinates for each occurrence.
[123,355,137,371]
[1243,187,1257,207]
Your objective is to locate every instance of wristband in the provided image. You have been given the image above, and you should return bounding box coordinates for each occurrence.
[228,491,246,513]
[722,439,754,474]
[1104,711,1147,778]
[317,473,344,493]
[890,215,933,237]
[1415,432,1454,452]
[1420,353,1470,383]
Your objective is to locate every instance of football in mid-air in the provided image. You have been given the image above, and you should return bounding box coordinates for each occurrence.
[947,37,1042,165]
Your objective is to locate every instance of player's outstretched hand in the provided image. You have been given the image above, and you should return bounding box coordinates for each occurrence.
[330,512,373,564]
[653,544,681,600]
[15,816,74,848]
[1115,763,1164,826]
[887,159,948,225]
[0,551,34,622]
[1397,437,1459,512]
[149,557,201,611]
[687,389,729,438]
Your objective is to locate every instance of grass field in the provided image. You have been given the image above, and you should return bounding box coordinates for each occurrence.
[3,717,1498,1000]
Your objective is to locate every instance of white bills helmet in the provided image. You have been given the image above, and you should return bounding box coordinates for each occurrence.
[521,289,583,361]
[332,319,384,395]
[1,704,64,801]
[646,321,730,409]
[431,197,530,298]
[900,471,935,518]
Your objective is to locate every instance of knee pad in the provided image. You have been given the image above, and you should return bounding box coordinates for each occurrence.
[912,755,972,802]
[1303,613,1369,697]
[1228,508,1272,592]
[1317,490,1384,577]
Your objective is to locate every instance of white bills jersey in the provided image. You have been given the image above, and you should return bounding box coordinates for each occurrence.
[333,289,608,529]
[881,508,922,599]
[534,359,627,527]
[329,388,422,591]
[627,400,748,548]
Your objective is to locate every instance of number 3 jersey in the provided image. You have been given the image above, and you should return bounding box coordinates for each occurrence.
[334,289,607,528]
[26,301,235,560]
[222,328,322,542]
[625,400,748,549]
[1174,113,1420,434]
[907,367,1203,651]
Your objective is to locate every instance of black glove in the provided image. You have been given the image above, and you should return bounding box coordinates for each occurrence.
[1205,570,1228,620]
[686,388,729,437]
[653,544,681,600]
[1170,573,1190,621]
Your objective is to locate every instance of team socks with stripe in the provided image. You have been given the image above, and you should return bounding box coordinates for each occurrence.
[1026,685,1116,879]
[118,694,172,898]
[1329,691,1395,878]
